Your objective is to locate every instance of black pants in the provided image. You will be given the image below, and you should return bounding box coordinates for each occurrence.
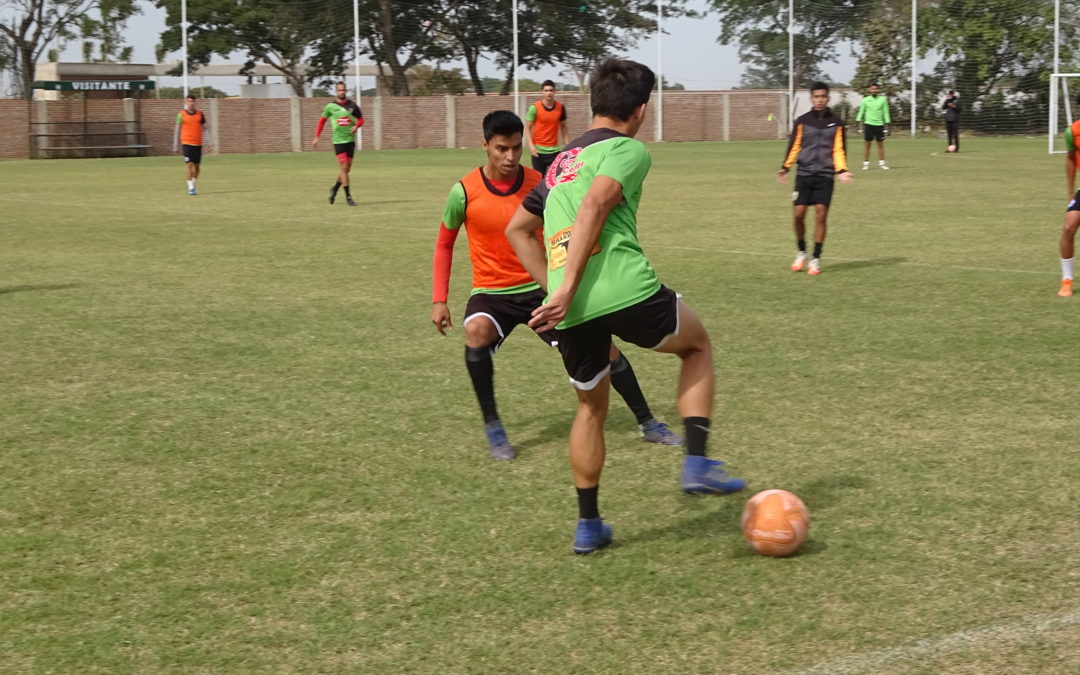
[946,120,960,150]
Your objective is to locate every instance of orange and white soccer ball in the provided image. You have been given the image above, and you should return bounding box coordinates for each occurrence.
[741,489,809,557]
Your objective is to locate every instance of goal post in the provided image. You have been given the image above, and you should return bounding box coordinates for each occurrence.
[1050,73,1080,154]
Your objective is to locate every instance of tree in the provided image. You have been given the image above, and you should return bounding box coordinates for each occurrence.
[409,64,470,95]
[0,0,138,99]
[156,85,229,98]
[364,0,449,96]
[155,0,351,98]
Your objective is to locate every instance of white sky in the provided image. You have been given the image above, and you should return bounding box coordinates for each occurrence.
[50,0,859,95]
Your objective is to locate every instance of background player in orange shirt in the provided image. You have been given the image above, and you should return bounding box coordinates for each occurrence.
[1057,112,1080,297]
[172,95,211,195]
[431,110,681,460]
[525,80,569,177]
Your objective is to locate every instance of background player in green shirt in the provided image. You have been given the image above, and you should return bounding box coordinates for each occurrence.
[506,59,746,555]
[856,83,891,170]
[311,81,364,206]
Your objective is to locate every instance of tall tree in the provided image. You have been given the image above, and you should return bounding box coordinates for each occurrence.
[155,0,351,97]
[0,0,138,99]
[363,0,448,96]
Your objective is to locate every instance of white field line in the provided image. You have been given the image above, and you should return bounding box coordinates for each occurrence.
[649,245,1057,276]
[789,609,1080,675]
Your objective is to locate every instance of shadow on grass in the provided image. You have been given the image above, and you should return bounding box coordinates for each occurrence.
[826,256,907,273]
[0,283,80,296]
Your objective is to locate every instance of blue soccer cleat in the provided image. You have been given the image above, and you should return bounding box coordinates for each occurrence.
[639,418,684,446]
[681,455,746,495]
[484,420,516,461]
[573,518,613,555]
[188,188,197,196]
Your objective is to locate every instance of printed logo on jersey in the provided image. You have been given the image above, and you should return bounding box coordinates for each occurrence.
[547,226,602,271]
[337,116,352,127]
[545,147,584,189]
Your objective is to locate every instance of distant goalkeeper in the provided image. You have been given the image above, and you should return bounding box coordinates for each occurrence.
[856,83,891,171]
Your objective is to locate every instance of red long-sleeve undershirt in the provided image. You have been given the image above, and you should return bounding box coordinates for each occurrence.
[432,223,460,303]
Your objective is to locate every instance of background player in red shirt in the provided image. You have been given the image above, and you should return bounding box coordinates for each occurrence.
[431,110,681,460]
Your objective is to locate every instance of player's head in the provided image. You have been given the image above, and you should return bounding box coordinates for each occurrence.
[184,94,196,110]
[947,90,956,96]
[810,82,829,111]
[481,110,524,177]
[869,83,881,96]
[541,79,556,102]
[335,81,347,100]
[589,59,654,134]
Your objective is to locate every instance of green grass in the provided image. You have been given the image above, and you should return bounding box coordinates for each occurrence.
[3,138,1080,674]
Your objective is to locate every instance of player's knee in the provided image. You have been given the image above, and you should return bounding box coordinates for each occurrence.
[463,318,498,347]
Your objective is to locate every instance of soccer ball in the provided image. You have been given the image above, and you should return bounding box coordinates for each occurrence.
[741,489,809,557]
[947,144,957,153]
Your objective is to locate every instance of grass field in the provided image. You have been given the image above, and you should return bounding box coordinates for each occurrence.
[3,137,1080,674]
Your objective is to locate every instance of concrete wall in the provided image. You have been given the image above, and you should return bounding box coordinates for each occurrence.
[3,91,789,160]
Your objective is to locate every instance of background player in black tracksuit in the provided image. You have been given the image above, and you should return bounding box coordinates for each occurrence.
[942,91,962,152]
[776,81,854,276]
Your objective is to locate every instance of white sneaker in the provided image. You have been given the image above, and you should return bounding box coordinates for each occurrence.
[791,252,807,272]
[807,258,821,276]
[862,163,869,171]
[879,163,890,170]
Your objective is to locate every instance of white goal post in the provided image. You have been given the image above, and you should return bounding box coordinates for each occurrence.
[1050,73,1080,154]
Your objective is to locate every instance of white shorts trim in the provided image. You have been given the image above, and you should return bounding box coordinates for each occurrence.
[647,291,683,350]
[463,312,505,351]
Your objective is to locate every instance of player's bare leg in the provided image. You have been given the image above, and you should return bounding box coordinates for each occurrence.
[655,300,744,495]
[877,140,888,169]
[791,204,809,271]
[808,204,828,275]
[1059,211,1080,296]
[569,379,612,554]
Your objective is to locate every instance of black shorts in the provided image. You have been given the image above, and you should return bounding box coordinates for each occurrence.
[793,174,834,207]
[333,142,356,159]
[1067,190,1080,213]
[557,285,680,390]
[463,288,557,351]
[863,124,885,142]
[182,144,202,164]
[531,152,559,177]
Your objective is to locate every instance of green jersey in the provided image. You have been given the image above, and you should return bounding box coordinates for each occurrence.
[321,99,363,145]
[856,94,891,126]
[521,128,660,328]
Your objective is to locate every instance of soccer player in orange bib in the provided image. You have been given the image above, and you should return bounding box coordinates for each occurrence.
[173,95,211,195]
[525,80,569,177]
[431,110,681,460]
[1057,111,1080,297]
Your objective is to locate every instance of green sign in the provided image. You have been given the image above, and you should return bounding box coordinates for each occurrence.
[32,80,156,92]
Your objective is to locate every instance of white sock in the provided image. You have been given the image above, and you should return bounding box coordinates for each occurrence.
[878,159,886,165]
[863,160,869,166]
[1062,258,1074,280]
[187,179,195,190]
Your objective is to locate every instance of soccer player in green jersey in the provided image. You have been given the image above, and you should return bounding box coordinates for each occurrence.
[506,59,746,555]
[311,81,364,206]
[856,83,891,170]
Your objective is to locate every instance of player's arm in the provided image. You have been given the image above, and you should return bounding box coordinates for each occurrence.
[1067,152,1077,199]
[777,123,802,184]
[352,105,364,135]
[173,113,181,153]
[506,206,547,291]
[311,114,328,148]
[201,113,212,149]
[559,106,569,147]
[432,183,466,335]
[525,120,538,156]
[884,99,891,126]
[834,123,853,183]
[528,176,623,332]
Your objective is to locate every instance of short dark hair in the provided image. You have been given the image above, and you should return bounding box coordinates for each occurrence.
[589,59,655,121]
[870,82,880,87]
[810,82,829,94]
[948,90,956,95]
[185,94,195,101]
[335,80,347,88]
[482,110,524,141]
[541,80,556,89]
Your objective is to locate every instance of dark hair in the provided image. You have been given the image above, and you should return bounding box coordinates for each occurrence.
[185,94,195,101]
[589,59,655,121]
[335,80,347,88]
[810,82,829,94]
[482,110,524,141]
[870,82,880,87]
[541,80,556,89]
[948,90,956,95]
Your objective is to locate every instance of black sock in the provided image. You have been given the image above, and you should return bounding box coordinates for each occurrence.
[577,486,600,520]
[683,416,710,457]
[813,242,823,259]
[465,346,498,424]
[344,185,352,198]
[797,239,806,252]
[609,353,652,425]
[331,181,341,194]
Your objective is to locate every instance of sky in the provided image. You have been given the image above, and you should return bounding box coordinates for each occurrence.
[48,0,859,95]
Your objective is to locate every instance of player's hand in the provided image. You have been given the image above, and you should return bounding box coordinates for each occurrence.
[776,169,788,184]
[431,302,452,335]
[311,137,319,148]
[838,171,853,183]
[530,148,539,157]
[529,287,573,333]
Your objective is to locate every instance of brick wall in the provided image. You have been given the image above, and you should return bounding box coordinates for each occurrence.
[0,91,789,160]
